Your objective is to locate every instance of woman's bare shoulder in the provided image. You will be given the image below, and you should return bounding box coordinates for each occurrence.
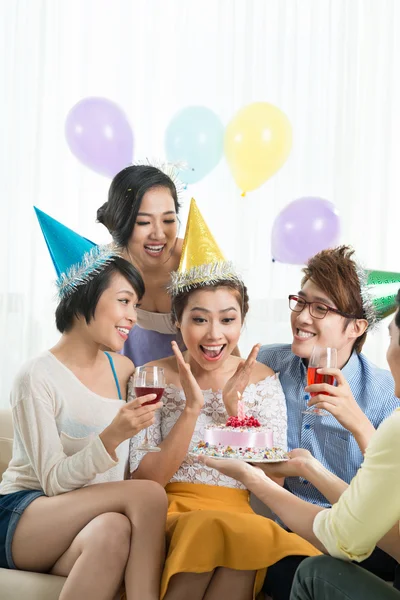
[249,361,275,383]
[143,355,180,386]
[170,238,183,269]
[108,352,135,378]
[144,355,178,372]
[175,238,184,255]
[229,355,275,383]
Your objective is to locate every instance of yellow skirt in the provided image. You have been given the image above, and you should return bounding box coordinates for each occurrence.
[161,482,320,599]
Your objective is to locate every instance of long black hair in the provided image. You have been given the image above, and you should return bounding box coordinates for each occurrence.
[97,165,180,247]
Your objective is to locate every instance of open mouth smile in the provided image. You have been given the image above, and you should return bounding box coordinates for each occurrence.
[116,326,130,341]
[295,328,316,340]
[200,344,226,361]
[144,244,166,257]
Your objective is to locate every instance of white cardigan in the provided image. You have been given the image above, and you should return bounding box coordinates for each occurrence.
[0,351,129,496]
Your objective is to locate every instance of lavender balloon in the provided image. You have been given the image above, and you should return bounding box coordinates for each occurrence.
[271,197,340,265]
[65,97,133,178]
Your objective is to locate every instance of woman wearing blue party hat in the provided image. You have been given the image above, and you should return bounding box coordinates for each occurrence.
[0,208,167,600]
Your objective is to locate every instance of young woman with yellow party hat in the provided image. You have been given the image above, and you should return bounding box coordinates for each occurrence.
[129,199,320,600]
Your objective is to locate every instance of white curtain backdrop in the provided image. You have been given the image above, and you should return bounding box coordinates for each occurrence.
[1,0,400,407]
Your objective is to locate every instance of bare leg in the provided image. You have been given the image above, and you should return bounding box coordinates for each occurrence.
[51,513,130,600]
[11,480,167,600]
[204,568,256,600]
[163,571,214,600]
[163,568,256,600]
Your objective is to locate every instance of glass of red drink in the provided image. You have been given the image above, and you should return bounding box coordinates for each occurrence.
[133,366,165,452]
[303,346,337,415]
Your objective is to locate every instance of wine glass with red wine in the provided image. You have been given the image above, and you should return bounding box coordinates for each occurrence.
[303,346,337,415]
[133,366,165,452]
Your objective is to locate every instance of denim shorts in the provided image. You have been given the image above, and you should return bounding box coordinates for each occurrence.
[0,489,45,569]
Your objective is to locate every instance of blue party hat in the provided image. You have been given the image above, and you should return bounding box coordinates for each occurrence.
[34,207,120,298]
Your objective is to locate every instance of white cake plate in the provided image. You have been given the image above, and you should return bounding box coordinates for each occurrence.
[189,451,288,464]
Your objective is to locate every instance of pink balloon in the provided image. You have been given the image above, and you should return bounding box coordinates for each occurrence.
[271,197,341,265]
[65,97,133,178]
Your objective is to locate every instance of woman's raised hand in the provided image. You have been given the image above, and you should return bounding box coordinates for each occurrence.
[222,344,261,415]
[172,341,204,414]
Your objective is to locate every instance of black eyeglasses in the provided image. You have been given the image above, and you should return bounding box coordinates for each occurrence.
[288,295,361,320]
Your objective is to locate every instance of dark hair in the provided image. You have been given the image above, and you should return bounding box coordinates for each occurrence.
[96,165,180,247]
[396,289,400,332]
[301,245,367,353]
[55,257,145,333]
[171,280,249,325]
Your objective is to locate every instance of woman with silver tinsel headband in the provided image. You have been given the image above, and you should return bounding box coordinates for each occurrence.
[0,208,166,600]
[97,162,186,366]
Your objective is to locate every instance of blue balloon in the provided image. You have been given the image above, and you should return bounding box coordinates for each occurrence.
[165,106,224,184]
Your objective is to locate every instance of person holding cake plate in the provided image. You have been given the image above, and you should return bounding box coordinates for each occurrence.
[129,199,320,600]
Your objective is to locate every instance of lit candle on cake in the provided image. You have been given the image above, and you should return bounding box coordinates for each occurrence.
[237,391,245,420]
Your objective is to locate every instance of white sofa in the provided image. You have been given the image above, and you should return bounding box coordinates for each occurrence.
[0,409,66,599]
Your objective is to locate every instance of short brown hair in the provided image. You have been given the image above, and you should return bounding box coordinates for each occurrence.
[172,280,249,325]
[302,246,367,353]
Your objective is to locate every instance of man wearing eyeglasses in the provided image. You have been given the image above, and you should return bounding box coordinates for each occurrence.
[258,245,400,600]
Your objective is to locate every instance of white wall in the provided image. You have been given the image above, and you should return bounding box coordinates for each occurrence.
[1,0,400,406]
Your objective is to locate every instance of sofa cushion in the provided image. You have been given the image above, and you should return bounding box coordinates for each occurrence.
[0,569,65,599]
[0,409,13,439]
[0,437,13,478]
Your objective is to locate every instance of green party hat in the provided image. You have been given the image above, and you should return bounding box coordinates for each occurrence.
[359,268,400,329]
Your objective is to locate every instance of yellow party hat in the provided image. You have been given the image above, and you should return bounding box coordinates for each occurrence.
[169,198,241,294]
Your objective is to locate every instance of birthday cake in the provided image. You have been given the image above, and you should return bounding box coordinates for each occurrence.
[192,415,288,462]
[204,415,273,447]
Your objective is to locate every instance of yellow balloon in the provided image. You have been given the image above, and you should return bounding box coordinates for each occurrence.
[224,102,292,193]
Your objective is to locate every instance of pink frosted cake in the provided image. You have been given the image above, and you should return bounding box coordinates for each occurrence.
[203,416,274,448]
[192,416,288,462]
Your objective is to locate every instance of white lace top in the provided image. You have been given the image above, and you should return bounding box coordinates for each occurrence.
[129,375,287,490]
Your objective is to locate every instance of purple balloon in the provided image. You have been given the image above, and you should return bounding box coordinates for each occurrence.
[271,197,340,265]
[65,97,133,178]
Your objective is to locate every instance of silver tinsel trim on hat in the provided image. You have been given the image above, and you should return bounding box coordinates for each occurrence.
[355,262,378,331]
[168,261,243,295]
[134,158,186,202]
[56,244,122,299]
